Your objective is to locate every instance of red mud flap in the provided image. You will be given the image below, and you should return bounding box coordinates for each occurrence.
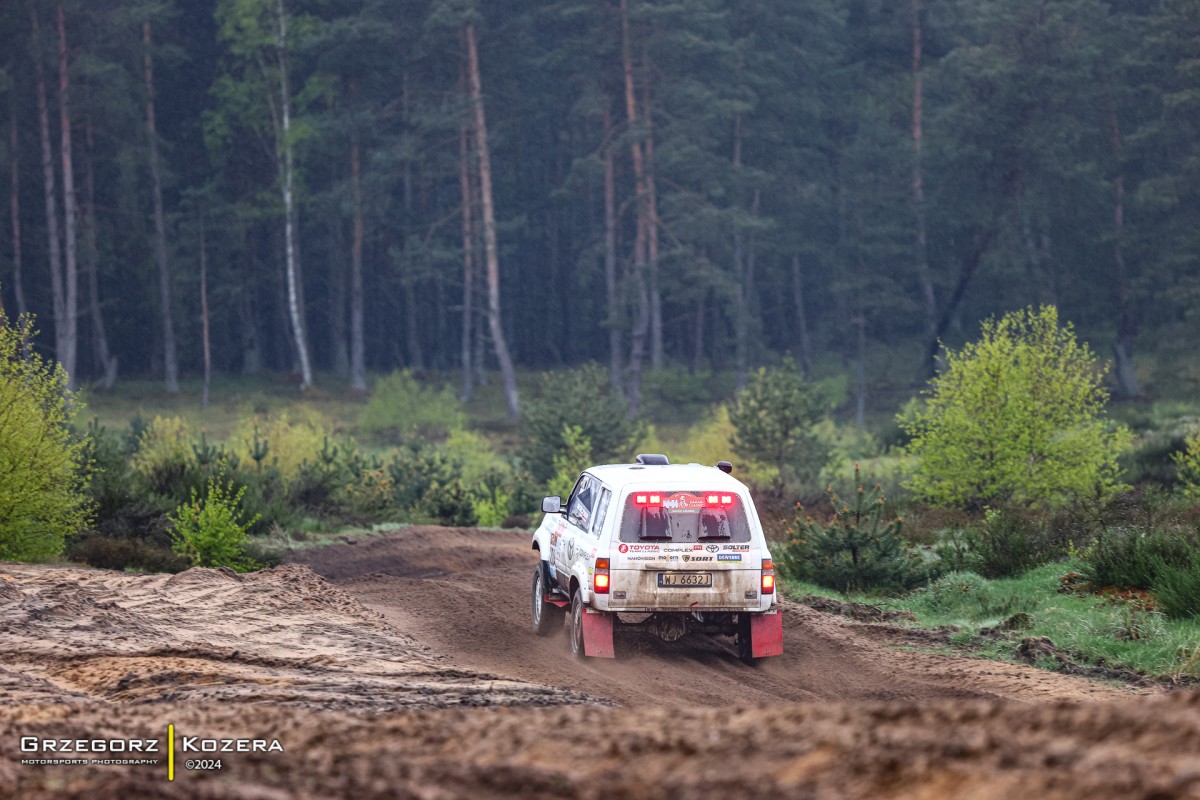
[582,608,615,658]
[543,594,570,609]
[751,609,783,658]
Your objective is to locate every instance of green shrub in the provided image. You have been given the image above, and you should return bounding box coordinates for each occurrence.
[0,315,92,561]
[546,425,593,500]
[520,364,643,482]
[676,405,775,487]
[970,507,1066,578]
[1080,526,1194,590]
[473,489,512,528]
[902,306,1131,509]
[359,371,463,441]
[1172,430,1200,501]
[1152,559,1200,619]
[70,534,191,573]
[640,367,737,419]
[234,465,299,534]
[130,416,194,496]
[384,444,463,511]
[779,466,927,593]
[170,477,261,571]
[230,410,335,481]
[418,480,477,527]
[729,358,828,491]
[337,465,396,521]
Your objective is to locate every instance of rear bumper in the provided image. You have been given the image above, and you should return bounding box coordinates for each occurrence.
[604,606,769,613]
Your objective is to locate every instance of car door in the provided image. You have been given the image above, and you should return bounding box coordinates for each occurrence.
[555,474,597,583]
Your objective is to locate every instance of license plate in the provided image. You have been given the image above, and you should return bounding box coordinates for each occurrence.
[657,572,712,588]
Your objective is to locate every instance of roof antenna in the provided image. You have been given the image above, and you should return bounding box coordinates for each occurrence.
[716,461,733,474]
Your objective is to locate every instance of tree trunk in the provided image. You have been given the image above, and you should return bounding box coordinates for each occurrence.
[143,22,178,392]
[1106,85,1139,398]
[239,227,263,374]
[465,22,519,420]
[911,0,935,342]
[32,9,66,372]
[733,113,748,390]
[643,60,662,371]
[276,0,313,390]
[328,215,350,378]
[200,222,211,410]
[855,314,866,427]
[458,112,476,401]
[792,256,812,377]
[621,0,650,418]
[603,106,622,394]
[9,96,26,319]
[400,76,424,371]
[83,116,117,388]
[692,289,706,374]
[349,133,366,390]
[924,227,997,370]
[55,6,79,389]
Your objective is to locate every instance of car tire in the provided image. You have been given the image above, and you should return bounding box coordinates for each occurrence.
[569,588,586,658]
[736,614,758,666]
[532,564,562,637]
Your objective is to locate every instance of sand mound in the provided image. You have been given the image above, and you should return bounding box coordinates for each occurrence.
[0,561,591,712]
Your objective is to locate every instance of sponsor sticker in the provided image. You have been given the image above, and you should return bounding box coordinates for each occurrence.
[618,543,659,553]
[717,553,741,562]
[723,544,751,552]
[662,493,706,511]
[705,544,719,553]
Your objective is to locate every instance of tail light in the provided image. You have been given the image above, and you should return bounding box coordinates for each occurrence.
[634,493,662,507]
[761,558,775,595]
[594,557,610,594]
[704,493,736,509]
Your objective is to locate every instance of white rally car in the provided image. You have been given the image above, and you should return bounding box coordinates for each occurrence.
[530,454,783,662]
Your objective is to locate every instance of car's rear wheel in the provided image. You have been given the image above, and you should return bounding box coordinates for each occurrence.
[532,564,562,636]
[569,589,586,658]
[736,614,758,665]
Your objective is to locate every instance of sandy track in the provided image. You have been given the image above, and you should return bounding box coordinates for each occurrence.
[1,526,1197,799]
[0,560,586,711]
[297,526,1142,707]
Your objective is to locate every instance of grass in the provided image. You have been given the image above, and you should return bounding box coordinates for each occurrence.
[80,373,371,442]
[788,561,1200,681]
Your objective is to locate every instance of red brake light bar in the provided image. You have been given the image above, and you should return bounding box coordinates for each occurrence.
[635,492,736,508]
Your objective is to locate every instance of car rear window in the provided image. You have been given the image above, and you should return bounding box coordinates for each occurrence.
[618,490,752,543]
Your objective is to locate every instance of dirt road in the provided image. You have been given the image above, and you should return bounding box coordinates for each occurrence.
[1,525,1197,799]
[297,525,1138,707]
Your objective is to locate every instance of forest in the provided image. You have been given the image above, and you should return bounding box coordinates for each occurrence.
[1,0,1199,417]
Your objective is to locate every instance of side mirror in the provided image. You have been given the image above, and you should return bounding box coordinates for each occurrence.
[542,496,563,514]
